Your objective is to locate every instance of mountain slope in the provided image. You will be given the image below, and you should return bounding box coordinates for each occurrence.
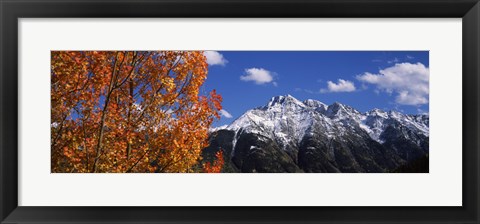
[204,95,429,173]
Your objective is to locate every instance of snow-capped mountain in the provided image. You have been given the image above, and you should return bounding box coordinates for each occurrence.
[204,95,429,173]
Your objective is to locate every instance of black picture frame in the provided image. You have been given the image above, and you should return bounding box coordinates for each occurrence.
[1,0,479,223]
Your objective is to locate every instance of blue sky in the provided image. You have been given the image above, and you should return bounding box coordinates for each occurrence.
[201,51,429,127]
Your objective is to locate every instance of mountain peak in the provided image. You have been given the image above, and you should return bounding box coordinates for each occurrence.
[327,101,348,112]
[209,94,429,173]
[266,94,303,108]
[303,99,327,107]
[367,108,388,118]
[324,102,363,119]
[217,94,429,151]
[330,101,344,107]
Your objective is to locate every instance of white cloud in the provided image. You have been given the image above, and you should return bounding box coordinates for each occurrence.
[219,109,233,118]
[396,91,428,105]
[387,57,400,64]
[240,67,275,85]
[357,62,429,106]
[320,79,356,93]
[203,51,228,66]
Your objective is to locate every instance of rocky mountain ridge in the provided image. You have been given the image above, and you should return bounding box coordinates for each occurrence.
[204,95,429,173]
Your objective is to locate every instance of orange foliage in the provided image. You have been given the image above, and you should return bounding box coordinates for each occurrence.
[51,51,223,173]
[202,150,225,173]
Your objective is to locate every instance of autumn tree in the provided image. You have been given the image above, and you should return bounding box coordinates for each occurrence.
[202,150,225,173]
[51,51,223,173]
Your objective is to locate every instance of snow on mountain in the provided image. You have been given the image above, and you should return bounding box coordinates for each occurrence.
[209,125,228,133]
[205,94,429,173]
[219,94,429,147]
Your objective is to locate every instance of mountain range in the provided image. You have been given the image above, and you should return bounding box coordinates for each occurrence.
[203,94,429,173]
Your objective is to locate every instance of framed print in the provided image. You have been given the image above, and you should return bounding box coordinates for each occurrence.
[1,0,479,223]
